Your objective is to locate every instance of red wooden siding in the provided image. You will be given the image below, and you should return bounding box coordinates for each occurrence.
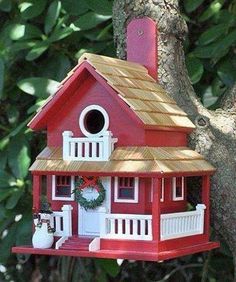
[145,129,187,147]
[46,70,187,148]
[160,178,187,214]
[111,177,148,214]
[47,75,145,147]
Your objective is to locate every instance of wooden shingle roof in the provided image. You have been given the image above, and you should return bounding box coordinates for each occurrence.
[29,53,195,130]
[30,146,215,176]
[79,53,195,129]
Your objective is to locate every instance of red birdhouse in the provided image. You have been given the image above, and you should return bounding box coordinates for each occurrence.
[12,18,219,261]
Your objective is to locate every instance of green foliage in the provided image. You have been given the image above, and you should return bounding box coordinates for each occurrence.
[44,0,62,34]
[0,1,115,279]
[183,0,236,108]
[19,0,47,20]
[17,77,60,98]
[73,12,111,31]
[186,54,204,84]
[184,0,205,13]
[0,57,4,97]
[0,0,235,281]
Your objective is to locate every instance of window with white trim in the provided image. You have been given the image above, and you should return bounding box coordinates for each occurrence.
[114,177,139,203]
[160,178,164,202]
[52,175,75,201]
[172,177,184,201]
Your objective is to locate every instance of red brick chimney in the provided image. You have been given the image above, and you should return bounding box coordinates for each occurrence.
[127,17,157,81]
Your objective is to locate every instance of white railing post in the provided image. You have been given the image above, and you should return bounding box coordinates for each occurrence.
[61,204,73,236]
[62,131,73,160]
[102,131,113,160]
[196,204,206,234]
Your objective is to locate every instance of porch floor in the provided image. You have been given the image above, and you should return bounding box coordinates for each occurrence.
[12,241,219,262]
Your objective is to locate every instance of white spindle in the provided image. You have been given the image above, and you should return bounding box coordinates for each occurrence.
[77,142,82,158]
[71,142,75,157]
[84,142,89,158]
[140,219,145,237]
[98,142,103,159]
[92,142,96,158]
[125,219,130,235]
[133,220,138,236]
[110,218,115,235]
[55,217,61,232]
[117,218,123,235]
[148,219,152,237]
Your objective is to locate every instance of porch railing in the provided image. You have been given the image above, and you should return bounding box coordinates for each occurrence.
[50,205,73,237]
[160,204,206,240]
[100,213,152,241]
[62,130,118,161]
[100,204,205,242]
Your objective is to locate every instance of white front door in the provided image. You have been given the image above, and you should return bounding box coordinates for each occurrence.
[78,177,111,236]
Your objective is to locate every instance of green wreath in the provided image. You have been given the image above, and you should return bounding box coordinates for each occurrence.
[74,177,105,210]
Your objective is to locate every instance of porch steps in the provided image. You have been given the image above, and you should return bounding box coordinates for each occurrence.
[59,236,93,251]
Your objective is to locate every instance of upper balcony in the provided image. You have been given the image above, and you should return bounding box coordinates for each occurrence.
[62,130,118,161]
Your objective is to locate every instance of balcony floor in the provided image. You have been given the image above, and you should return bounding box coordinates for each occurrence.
[12,241,219,262]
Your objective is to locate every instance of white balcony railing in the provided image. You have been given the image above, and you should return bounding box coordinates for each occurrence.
[50,204,73,237]
[100,213,153,241]
[160,204,206,240]
[62,130,118,161]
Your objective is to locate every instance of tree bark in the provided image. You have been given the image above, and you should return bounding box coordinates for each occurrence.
[113,0,236,278]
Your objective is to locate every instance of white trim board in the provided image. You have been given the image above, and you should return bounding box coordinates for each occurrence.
[172,176,184,201]
[114,177,139,203]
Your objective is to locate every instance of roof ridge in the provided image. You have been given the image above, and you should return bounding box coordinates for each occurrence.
[79,53,148,72]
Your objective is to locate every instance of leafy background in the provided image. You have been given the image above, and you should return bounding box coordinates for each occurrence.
[0,0,235,281]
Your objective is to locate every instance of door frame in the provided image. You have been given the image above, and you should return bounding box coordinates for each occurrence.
[78,177,111,236]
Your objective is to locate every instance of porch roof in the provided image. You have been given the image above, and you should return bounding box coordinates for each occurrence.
[29,146,215,176]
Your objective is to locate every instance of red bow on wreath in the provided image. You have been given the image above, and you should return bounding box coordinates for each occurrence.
[79,176,100,192]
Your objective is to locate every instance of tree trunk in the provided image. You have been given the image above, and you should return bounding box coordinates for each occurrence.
[113,0,236,278]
